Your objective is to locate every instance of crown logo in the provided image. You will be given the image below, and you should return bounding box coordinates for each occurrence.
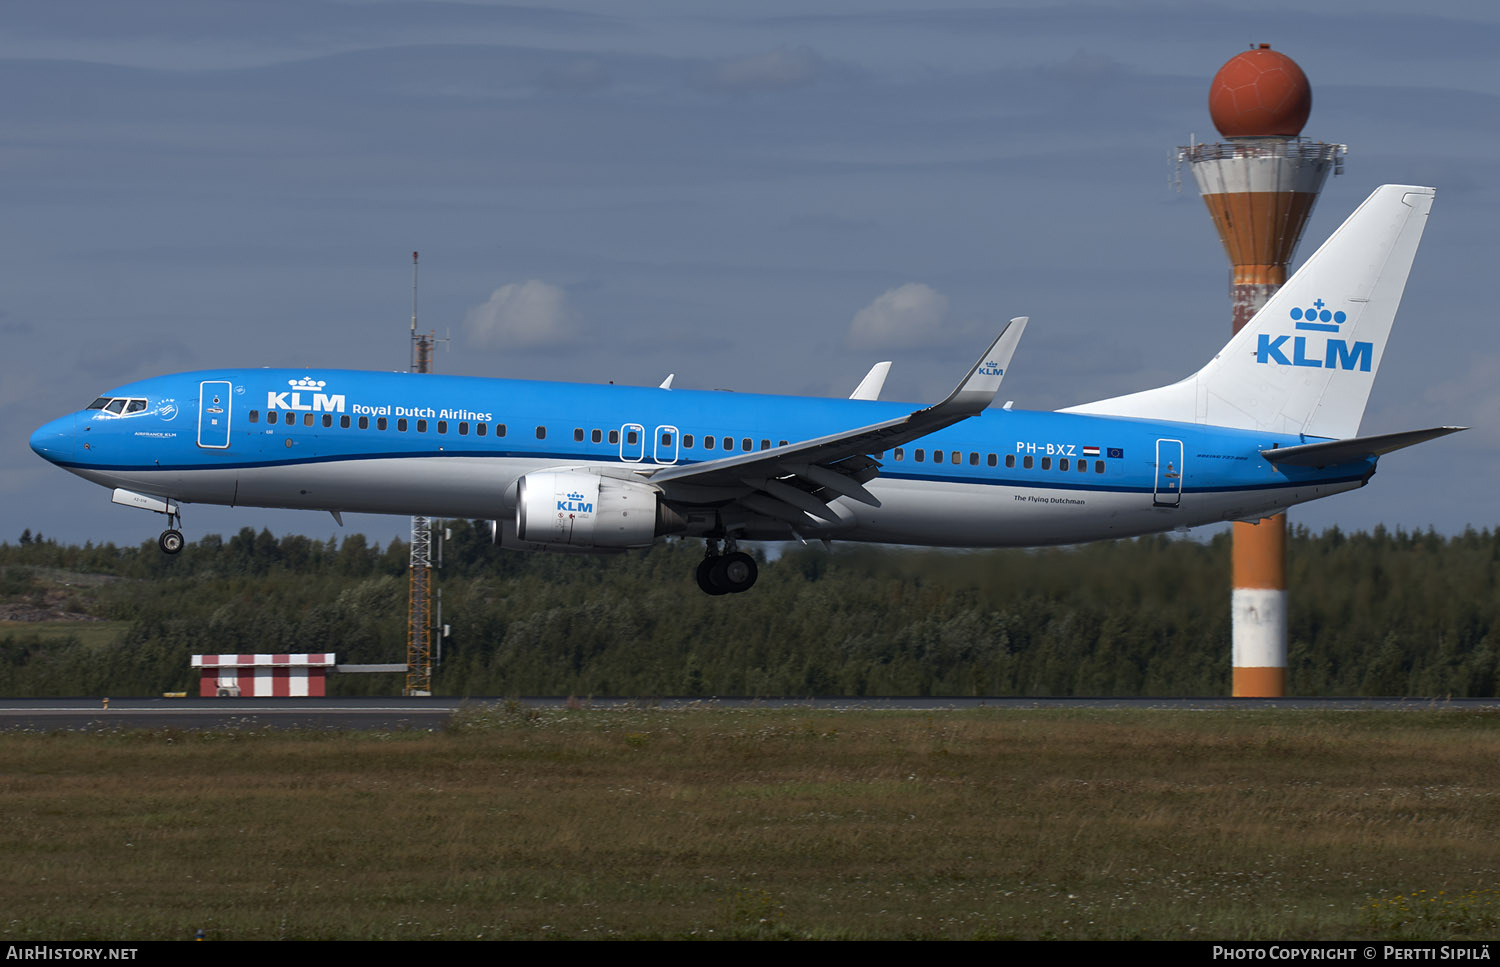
[1290,298,1346,333]
[288,377,327,390]
[567,491,585,501]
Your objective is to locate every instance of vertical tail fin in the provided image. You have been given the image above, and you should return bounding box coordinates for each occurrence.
[1062,185,1435,439]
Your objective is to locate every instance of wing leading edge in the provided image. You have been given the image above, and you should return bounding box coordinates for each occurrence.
[646,318,1028,526]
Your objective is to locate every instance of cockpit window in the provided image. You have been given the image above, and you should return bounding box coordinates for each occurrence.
[93,397,148,415]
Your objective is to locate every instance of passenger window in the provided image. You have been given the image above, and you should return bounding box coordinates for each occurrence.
[987,454,997,467]
[574,428,584,442]
[322,414,332,427]
[304,413,315,427]
[437,421,447,434]
[683,434,694,448]
[661,432,673,447]
[704,436,715,450]
[476,422,486,437]
[457,421,465,434]
[894,448,905,461]
[496,423,507,437]
[761,439,770,450]
[1023,455,1033,469]
[741,438,751,451]
[1078,460,1087,473]
[378,417,388,431]
[915,449,925,462]
[723,437,733,450]
[359,416,369,430]
[933,451,944,464]
[1041,457,1052,470]
[970,452,979,466]
[607,429,617,444]
[248,411,260,424]
[626,429,638,445]
[267,411,279,425]
[592,429,602,444]
[417,419,427,432]
[951,450,960,464]
[398,418,409,432]
[779,440,788,447]
[1005,454,1014,468]
[1095,460,1104,473]
[1060,458,1069,471]
[340,415,351,429]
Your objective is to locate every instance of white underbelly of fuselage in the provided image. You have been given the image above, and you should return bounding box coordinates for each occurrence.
[73,457,1362,548]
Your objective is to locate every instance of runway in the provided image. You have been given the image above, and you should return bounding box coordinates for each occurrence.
[0,695,1495,731]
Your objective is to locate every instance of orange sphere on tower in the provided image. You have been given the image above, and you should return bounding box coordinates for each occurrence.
[1208,44,1311,138]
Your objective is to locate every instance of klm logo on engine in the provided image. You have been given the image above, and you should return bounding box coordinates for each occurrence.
[267,377,347,412]
[1256,299,1372,372]
[558,491,593,514]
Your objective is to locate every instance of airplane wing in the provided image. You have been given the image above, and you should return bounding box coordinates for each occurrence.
[645,318,1027,525]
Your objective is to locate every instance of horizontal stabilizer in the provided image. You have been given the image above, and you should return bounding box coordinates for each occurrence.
[1262,426,1466,466]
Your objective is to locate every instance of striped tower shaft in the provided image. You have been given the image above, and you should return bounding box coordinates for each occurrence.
[1182,140,1341,697]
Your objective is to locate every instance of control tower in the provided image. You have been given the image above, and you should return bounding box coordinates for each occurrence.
[1179,45,1345,697]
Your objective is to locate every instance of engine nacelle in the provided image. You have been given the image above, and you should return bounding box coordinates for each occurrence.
[515,471,668,549]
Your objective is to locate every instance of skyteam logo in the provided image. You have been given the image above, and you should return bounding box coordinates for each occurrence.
[558,491,594,514]
[267,377,347,413]
[1256,298,1372,372]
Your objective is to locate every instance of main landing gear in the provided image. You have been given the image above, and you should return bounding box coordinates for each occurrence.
[158,510,185,555]
[696,539,758,595]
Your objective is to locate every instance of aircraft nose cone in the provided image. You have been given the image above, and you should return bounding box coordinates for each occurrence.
[29,414,76,464]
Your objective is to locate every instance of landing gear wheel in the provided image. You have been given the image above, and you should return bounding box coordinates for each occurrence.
[696,556,729,595]
[158,529,184,554]
[712,551,758,594]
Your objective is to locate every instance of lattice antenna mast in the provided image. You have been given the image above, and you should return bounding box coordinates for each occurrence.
[406,251,435,696]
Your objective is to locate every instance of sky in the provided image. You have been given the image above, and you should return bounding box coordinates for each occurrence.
[4,0,1496,552]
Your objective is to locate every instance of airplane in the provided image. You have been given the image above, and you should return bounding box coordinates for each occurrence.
[30,185,1462,595]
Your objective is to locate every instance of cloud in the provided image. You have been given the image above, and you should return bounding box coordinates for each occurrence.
[703,47,823,93]
[465,280,576,348]
[847,283,950,349]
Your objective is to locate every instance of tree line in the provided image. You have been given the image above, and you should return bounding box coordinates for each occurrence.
[0,521,1496,697]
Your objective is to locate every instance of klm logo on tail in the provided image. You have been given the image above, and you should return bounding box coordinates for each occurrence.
[1256,299,1372,373]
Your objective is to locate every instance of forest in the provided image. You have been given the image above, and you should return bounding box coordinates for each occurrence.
[0,521,1496,697]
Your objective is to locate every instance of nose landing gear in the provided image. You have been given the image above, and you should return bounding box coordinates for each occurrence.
[696,539,758,595]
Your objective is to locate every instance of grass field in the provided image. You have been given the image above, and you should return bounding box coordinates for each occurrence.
[3,705,1499,940]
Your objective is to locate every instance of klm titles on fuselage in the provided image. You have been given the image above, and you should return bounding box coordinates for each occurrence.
[265,386,492,423]
[1255,300,1373,373]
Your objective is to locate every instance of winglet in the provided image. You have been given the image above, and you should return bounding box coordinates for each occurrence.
[930,316,1027,417]
[849,361,892,401]
[659,374,675,390]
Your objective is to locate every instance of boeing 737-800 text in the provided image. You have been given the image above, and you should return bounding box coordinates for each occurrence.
[30,185,1461,594]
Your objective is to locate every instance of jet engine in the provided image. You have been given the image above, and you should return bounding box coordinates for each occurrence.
[515,471,679,549]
